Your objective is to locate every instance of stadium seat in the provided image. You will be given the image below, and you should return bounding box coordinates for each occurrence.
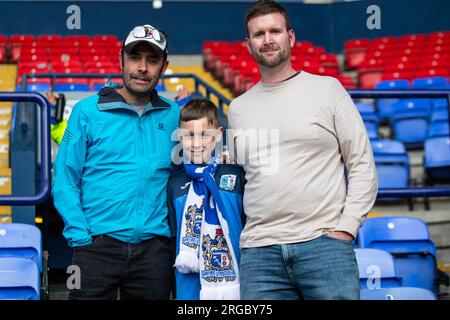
[0,258,40,300]
[431,109,448,124]
[29,84,52,92]
[432,98,449,111]
[0,223,42,271]
[355,249,402,289]
[428,122,449,138]
[360,287,436,300]
[54,83,90,92]
[355,102,379,123]
[424,137,450,180]
[412,76,449,89]
[375,79,410,120]
[391,99,432,148]
[365,122,379,140]
[357,216,439,293]
[371,140,409,189]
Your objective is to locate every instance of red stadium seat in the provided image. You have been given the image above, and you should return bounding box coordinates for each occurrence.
[36,35,62,47]
[51,67,84,74]
[415,68,449,78]
[91,35,119,43]
[428,31,450,40]
[0,45,5,63]
[336,75,357,89]
[358,59,384,89]
[55,78,89,85]
[344,38,369,51]
[381,71,415,82]
[62,35,90,47]
[9,34,35,45]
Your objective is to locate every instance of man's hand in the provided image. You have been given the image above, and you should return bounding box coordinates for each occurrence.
[326,230,354,241]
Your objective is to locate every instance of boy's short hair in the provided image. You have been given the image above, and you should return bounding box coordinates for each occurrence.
[245,0,291,37]
[180,98,219,127]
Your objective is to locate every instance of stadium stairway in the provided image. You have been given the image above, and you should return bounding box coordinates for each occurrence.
[0,64,16,224]
[164,65,234,114]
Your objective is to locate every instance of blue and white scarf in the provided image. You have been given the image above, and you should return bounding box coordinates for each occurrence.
[174,156,240,300]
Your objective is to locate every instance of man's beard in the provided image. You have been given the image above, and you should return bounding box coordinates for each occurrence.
[250,43,290,68]
[123,73,158,98]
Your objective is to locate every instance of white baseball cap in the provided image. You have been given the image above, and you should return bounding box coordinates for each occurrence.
[123,24,168,57]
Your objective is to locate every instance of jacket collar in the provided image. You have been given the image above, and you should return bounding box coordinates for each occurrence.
[97,85,172,113]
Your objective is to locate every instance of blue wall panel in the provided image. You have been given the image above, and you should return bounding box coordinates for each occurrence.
[0,0,448,54]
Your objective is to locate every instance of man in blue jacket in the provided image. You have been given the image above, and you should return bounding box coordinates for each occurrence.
[53,24,180,300]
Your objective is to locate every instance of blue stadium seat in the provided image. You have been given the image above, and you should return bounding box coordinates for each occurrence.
[0,258,40,300]
[17,83,52,92]
[430,109,448,124]
[155,82,166,92]
[375,80,410,120]
[364,122,379,140]
[371,140,409,189]
[357,216,439,293]
[0,223,42,271]
[355,248,402,289]
[391,99,432,148]
[412,76,449,89]
[424,137,450,179]
[93,83,105,91]
[360,287,437,300]
[428,122,449,138]
[432,98,448,111]
[355,102,379,125]
[54,83,90,92]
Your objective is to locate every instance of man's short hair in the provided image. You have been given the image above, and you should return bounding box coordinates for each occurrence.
[245,0,292,37]
[180,98,219,128]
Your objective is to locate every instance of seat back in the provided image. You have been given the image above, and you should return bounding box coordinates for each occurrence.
[360,287,436,300]
[357,217,438,292]
[355,248,402,289]
[0,223,42,271]
[0,258,40,300]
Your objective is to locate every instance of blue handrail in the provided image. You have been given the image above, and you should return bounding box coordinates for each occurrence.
[0,92,51,205]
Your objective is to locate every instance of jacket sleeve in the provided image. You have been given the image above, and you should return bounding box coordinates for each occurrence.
[166,177,177,239]
[52,102,92,247]
[331,79,378,238]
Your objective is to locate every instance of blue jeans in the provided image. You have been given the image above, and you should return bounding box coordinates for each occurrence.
[240,234,360,300]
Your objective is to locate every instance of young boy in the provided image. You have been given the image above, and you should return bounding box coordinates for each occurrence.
[167,98,245,300]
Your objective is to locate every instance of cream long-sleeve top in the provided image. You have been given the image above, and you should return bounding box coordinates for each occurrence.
[228,71,378,248]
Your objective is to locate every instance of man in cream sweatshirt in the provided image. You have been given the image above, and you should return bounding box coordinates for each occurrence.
[228,0,378,300]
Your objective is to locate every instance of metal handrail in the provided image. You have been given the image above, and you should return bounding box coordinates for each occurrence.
[0,92,51,205]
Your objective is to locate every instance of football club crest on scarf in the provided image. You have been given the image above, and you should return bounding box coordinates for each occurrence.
[182,203,203,249]
[201,229,237,283]
[219,175,236,191]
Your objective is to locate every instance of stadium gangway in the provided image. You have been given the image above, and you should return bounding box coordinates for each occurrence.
[20,74,450,200]
[0,92,51,207]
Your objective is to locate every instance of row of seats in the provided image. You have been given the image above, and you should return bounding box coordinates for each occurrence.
[0,34,121,64]
[344,31,450,88]
[371,138,450,190]
[202,40,355,96]
[0,223,42,300]
[16,76,124,92]
[355,216,448,298]
[1,216,446,300]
